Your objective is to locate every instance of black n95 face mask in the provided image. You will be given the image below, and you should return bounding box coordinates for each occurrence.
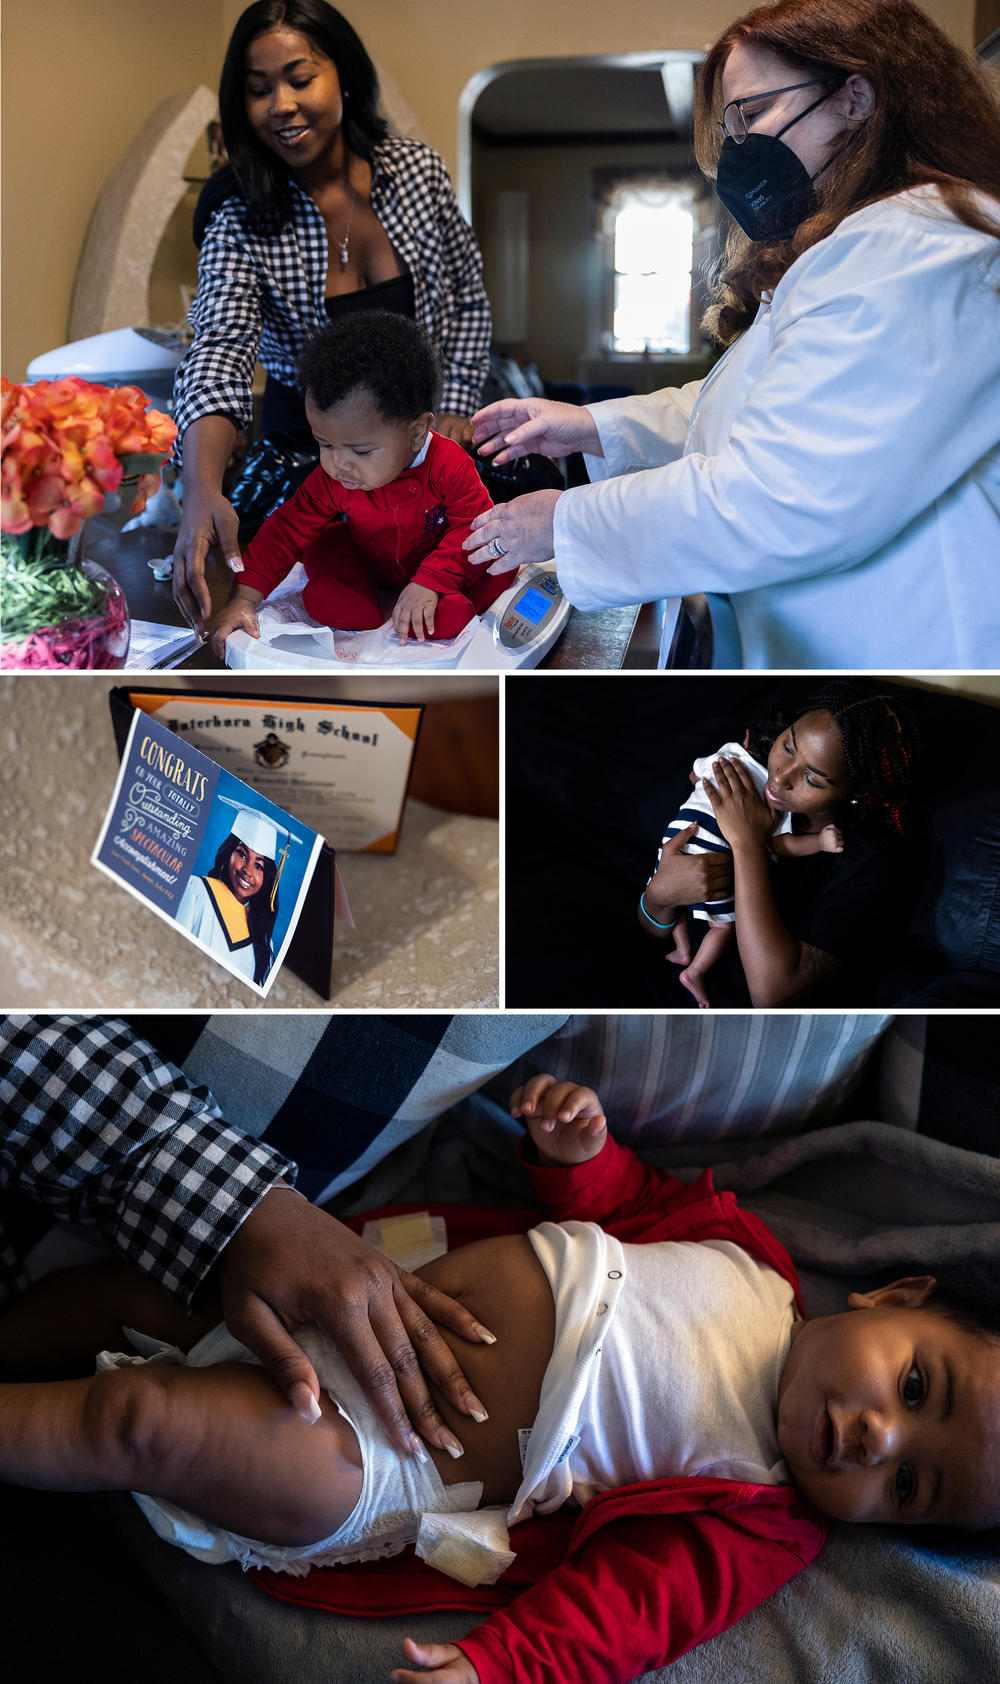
[715,90,833,241]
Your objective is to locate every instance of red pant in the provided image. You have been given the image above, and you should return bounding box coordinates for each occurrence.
[302,528,511,641]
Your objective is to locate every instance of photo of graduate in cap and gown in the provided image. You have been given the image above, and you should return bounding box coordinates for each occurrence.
[175,802,300,989]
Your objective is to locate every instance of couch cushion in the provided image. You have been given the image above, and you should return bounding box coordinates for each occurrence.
[181,1014,567,1202]
[490,1014,892,1142]
[877,1015,1000,1153]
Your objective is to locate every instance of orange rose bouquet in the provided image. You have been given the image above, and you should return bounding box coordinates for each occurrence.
[1,377,177,668]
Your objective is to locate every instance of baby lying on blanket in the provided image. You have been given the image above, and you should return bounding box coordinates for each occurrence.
[2,1079,998,1684]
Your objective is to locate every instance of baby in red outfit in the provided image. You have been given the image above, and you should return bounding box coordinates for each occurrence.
[210,312,514,658]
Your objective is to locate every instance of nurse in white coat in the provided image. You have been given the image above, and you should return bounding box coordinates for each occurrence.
[466,0,1000,670]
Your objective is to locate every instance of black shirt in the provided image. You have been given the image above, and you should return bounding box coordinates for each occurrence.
[260,273,417,446]
[658,823,912,1007]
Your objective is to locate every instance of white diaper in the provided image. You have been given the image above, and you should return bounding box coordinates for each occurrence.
[97,1322,493,1580]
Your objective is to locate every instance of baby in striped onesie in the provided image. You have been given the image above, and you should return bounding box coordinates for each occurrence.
[653,740,844,1007]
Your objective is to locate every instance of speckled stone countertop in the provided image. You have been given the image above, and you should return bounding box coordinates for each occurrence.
[0,679,498,1009]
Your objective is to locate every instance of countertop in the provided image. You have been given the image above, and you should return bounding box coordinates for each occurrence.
[0,677,499,1009]
[89,525,648,672]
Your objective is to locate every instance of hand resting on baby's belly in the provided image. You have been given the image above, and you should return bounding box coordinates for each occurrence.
[416,1234,555,1503]
[110,1234,555,1551]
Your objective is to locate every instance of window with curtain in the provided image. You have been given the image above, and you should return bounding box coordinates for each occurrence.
[594,171,697,354]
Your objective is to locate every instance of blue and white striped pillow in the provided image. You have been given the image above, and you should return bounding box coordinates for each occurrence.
[493,1014,893,1143]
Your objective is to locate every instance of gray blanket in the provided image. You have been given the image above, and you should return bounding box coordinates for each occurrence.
[105,1106,1000,1683]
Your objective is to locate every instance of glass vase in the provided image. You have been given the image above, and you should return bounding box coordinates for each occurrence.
[0,524,131,670]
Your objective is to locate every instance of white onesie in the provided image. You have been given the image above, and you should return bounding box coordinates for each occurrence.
[510,1221,796,1525]
[104,1222,798,1589]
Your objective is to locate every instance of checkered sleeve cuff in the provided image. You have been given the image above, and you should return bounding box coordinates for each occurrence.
[0,1016,296,1308]
[112,1117,295,1307]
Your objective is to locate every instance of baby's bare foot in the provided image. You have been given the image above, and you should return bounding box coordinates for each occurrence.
[667,935,692,967]
[678,965,711,1008]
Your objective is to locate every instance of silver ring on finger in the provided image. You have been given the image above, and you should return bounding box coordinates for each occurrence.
[490,537,508,559]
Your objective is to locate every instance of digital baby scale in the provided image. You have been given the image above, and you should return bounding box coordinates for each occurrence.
[224,561,571,673]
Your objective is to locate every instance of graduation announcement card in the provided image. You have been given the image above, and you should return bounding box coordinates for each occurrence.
[92,710,324,997]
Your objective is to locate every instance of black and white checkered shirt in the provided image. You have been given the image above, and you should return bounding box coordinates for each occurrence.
[0,1017,294,1309]
[171,136,492,457]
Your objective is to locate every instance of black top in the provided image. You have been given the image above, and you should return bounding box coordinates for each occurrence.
[773,826,905,960]
[260,271,416,447]
[676,822,912,1007]
[323,270,415,321]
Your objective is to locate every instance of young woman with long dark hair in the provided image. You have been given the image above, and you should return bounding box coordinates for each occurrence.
[175,821,280,986]
[171,1,491,636]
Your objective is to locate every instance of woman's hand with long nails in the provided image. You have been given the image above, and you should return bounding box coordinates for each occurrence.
[704,756,775,851]
[172,413,242,636]
[172,486,242,636]
[215,1186,495,1456]
[647,822,734,907]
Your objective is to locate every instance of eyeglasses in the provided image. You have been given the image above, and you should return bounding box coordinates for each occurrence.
[718,80,824,144]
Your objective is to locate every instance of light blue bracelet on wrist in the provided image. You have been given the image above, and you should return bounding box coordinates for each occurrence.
[640,891,677,931]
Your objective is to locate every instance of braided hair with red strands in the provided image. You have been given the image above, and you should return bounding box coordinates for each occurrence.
[798,680,920,842]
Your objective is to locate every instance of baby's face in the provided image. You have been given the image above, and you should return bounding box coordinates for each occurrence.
[776,1283,1000,1528]
[306,390,432,492]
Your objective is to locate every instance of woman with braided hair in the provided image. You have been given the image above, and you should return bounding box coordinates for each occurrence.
[641,680,919,1006]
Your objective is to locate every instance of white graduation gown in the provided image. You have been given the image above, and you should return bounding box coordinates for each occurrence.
[175,876,258,982]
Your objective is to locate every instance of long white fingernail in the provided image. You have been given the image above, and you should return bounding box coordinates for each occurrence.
[228,554,244,572]
[292,1384,321,1425]
[442,1432,465,1459]
[409,1434,429,1463]
[473,1323,497,1345]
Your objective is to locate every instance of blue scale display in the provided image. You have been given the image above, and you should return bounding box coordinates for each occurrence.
[496,571,564,649]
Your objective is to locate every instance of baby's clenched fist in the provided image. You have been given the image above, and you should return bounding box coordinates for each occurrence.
[510,1074,608,1166]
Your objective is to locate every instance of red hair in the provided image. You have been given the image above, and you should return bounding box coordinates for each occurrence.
[693,0,1000,343]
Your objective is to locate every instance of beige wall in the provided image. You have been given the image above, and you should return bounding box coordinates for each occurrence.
[1,0,224,381]
[895,674,1000,704]
[310,0,979,169]
[2,0,979,381]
